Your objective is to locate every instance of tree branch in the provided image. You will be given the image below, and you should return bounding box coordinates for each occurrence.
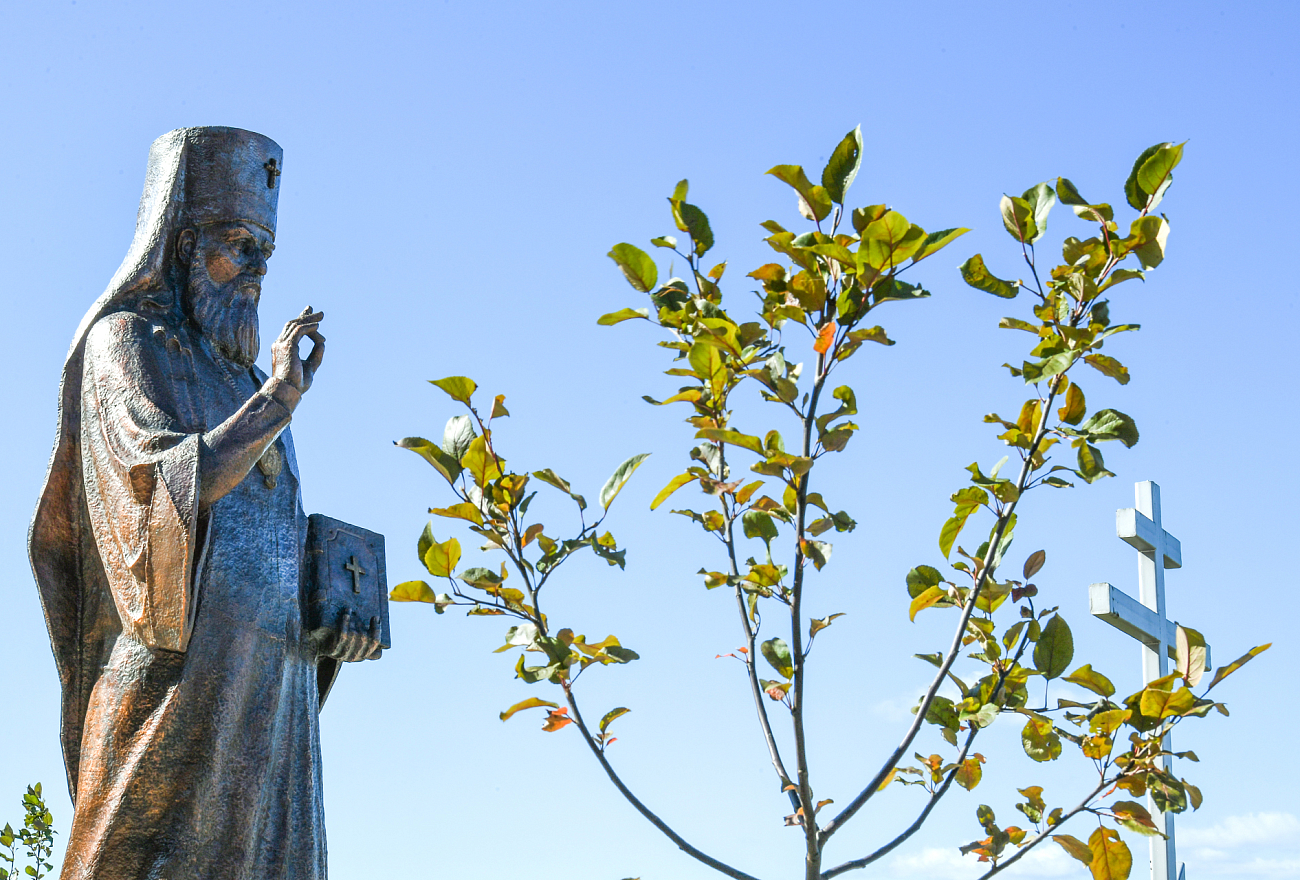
[820,382,1061,844]
[976,777,1111,878]
[561,686,767,880]
[720,448,796,799]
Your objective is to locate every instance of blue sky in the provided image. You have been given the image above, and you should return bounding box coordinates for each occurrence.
[1,1,1296,878]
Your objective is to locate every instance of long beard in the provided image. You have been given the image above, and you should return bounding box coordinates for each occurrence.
[186,259,261,367]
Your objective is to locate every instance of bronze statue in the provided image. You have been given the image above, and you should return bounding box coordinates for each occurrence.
[29,127,387,880]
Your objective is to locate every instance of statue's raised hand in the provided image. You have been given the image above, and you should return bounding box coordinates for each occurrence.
[272,306,325,393]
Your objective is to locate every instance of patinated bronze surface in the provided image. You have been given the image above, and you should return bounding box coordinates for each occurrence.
[29,127,383,880]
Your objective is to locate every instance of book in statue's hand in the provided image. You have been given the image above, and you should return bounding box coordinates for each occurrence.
[305,514,391,655]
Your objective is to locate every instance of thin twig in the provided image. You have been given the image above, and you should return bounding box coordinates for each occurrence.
[561,687,767,880]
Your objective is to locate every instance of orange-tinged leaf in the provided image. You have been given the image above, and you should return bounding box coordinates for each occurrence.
[541,707,573,732]
[814,321,836,354]
[522,523,544,547]
[877,768,897,791]
[499,697,559,722]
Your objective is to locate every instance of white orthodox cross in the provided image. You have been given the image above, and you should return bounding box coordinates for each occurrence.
[1088,481,1206,880]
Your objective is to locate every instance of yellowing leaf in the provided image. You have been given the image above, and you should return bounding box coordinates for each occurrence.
[1053,834,1092,866]
[909,585,948,622]
[461,435,504,486]
[430,502,484,526]
[389,580,437,602]
[422,536,461,578]
[429,375,477,404]
[1088,826,1132,880]
[499,697,559,722]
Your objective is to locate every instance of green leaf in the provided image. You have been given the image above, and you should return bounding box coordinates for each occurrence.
[1076,443,1114,483]
[459,566,504,589]
[1136,142,1185,207]
[395,437,462,485]
[960,254,1018,298]
[1022,714,1062,762]
[906,565,943,598]
[1033,614,1074,679]
[1063,664,1115,697]
[821,125,863,204]
[599,707,631,734]
[1056,178,1114,222]
[803,539,831,570]
[1131,215,1170,270]
[650,473,698,511]
[499,697,559,722]
[598,307,651,326]
[1077,409,1140,448]
[912,227,969,263]
[650,235,677,249]
[1021,182,1056,244]
[999,194,1037,244]
[766,164,832,222]
[1111,800,1162,837]
[742,510,779,545]
[760,637,793,679]
[443,415,476,460]
[607,243,658,293]
[600,453,651,511]
[688,341,726,400]
[674,202,715,256]
[532,468,586,510]
[695,429,765,457]
[429,376,477,404]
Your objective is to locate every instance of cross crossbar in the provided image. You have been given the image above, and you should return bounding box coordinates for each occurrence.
[1117,508,1182,569]
[1089,583,1210,668]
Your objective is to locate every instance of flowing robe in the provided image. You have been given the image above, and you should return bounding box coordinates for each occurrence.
[59,308,334,880]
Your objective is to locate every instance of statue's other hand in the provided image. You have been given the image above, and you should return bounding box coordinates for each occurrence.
[271,306,325,393]
[321,609,384,662]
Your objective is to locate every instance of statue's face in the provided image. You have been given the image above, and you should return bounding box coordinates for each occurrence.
[182,222,275,367]
[195,222,275,293]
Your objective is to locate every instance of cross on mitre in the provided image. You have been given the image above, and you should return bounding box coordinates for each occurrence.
[1088,481,1207,880]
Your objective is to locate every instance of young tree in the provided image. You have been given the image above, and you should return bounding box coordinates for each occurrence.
[392,131,1267,880]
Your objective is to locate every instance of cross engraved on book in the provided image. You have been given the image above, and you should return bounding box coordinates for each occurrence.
[344,555,367,594]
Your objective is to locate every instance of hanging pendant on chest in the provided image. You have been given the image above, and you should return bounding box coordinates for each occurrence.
[257,442,284,490]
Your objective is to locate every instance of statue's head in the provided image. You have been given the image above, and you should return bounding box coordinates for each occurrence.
[166,128,282,367]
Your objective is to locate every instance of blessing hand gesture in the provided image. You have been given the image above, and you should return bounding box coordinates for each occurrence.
[271,306,325,393]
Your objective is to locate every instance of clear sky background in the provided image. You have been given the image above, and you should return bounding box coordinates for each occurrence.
[0,2,1296,878]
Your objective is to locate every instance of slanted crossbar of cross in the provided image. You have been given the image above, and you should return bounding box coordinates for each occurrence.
[1089,481,1206,880]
